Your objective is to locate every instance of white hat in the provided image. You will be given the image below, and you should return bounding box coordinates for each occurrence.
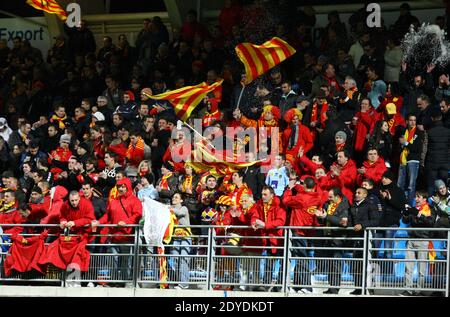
[0,118,7,128]
[92,112,105,122]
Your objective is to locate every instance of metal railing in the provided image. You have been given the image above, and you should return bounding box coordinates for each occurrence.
[0,224,448,296]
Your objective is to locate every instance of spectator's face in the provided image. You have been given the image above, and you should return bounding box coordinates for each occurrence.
[261,189,273,203]
[315,168,326,179]
[81,100,90,111]
[21,124,31,135]
[360,99,370,111]
[69,194,80,208]
[361,181,373,190]
[115,173,124,182]
[232,173,242,185]
[86,162,94,171]
[130,135,138,145]
[23,164,31,174]
[440,100,449,114]
[328,190,336,202]
[104,154,112,166]
[335,135,345,144]
[336,152,347,166]
[414,76,423,87]
[172,193,183,205]
[206,177,216,189]
[407,116,417,128]
[343,79,354,91]
[29,147,39,155]
[270,72,282,85]
[281,83,291,94]
[77,147,86,156]
[112,115,122,126]
[60,140,69,149]
[325,65,335,77]
[139,104,149,116]
[415,194,426,206]
[48,126,57,137]
[131,79,140,90]
[241,195,252,209]
[4,192,15,204]
[55,107,66,118]
[82,185,92,198]
[264,110,274,121]
[97,100,107,107]
[381,121,389,132]
[140,177,149,187]
[274,156,284,168]
[158,119,168,130]
[12,38,21,49]
[103,37,112,48]
[30,191,42,204]
[123,94,130,103]
[105,77,116,89]
[417,98,428,110]
[438,185,447,196]
[354,189,367,202]
[367,150,378,163]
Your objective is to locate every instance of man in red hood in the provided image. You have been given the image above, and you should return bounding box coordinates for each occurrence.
[282,176,323,293]
[251,186,286,290]
[357,148,387,186]
[59,191,95,234]
[93,177,142,285]
[95,177,142,242]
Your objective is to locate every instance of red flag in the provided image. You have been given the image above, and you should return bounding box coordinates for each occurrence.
[235,37,296,84]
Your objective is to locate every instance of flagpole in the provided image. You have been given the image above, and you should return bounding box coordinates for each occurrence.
[177,120,216,150]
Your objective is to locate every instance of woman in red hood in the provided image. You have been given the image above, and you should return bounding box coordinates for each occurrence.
[202,96,222,128]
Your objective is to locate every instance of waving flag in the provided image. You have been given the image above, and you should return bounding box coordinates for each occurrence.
[150,80,223,121]
[235,37,296,84]
[26,0,68,20]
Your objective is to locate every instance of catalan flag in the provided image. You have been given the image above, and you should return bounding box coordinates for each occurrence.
[26,0,67,20]
[235,37,296,85]
[150,80,223,121]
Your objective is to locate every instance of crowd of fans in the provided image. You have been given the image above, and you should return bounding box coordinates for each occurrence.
[0,0,450,293]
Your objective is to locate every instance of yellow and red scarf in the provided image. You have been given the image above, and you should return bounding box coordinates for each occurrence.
[126,136,145,160]
[50,115,67,130]
[400,127,416,166]
[263,198,273,223]
[181,175,193,193]
[160,173,173,190]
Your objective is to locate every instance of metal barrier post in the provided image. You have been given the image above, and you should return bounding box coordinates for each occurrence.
[282,228,290,294]
[362,229,368,295]
[132,227,140,288]
[446,232,450,298]
[206,227,213,290]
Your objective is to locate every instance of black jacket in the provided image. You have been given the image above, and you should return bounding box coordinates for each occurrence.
[243,165,265,201]
[319,197,350,246]
[349,198,381,234]
[425,121,450,169]
[402,205,436,238]
[380,182,406,227]
[397,126,424,162]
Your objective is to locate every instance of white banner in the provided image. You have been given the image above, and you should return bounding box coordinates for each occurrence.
[0,17,51,59]
[142,197,171,248]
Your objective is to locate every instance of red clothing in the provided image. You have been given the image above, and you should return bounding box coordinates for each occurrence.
[0,203,23,236]
[162,141,191,173]
[219,3,243,36]
[229,184,252,208]
[99,178,142,243]
[108,142,127,165]
[92,138,105,171]
[48,147,72,180]
[231,204,263,253]
[38,234,90,272]
[60,197,95,234]
[325,159,358,204]
[357,157,387,186]
[283,123,314,156]
[126,137,145,167]
[251,196,286,255]
[385,113,406,136]
[41,186,68,225]
[4,231,48,276]
[28,196,50,223]
[298,155,325,176]
[282,187,323,236]
[354,108,379,152]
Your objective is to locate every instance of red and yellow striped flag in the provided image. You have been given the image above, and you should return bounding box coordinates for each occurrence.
[150,80,223,121]
[26,0,67,21]
[235,37,296,85]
